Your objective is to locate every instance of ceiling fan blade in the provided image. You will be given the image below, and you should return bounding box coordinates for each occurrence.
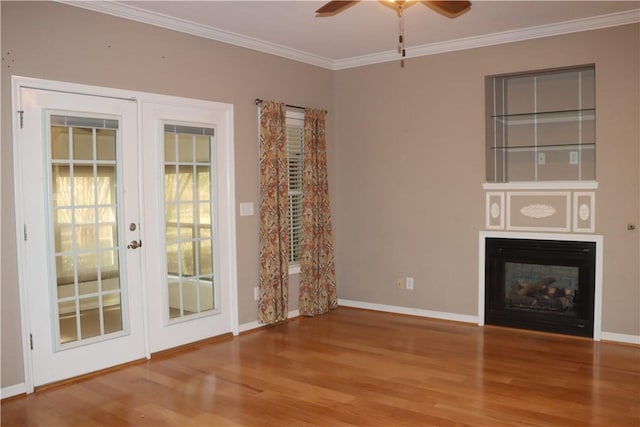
[422,1,471,18]
[316,1,360,16]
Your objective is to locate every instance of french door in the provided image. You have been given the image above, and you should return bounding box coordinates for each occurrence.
[142,100,235,353]
[18,87,146,387]
[14,79,237,390]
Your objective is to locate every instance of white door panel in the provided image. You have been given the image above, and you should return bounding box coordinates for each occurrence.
[142,100,235,352]
[18,88,145,386]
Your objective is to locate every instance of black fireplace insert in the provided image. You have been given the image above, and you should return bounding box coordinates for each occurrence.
[485,238,596,337]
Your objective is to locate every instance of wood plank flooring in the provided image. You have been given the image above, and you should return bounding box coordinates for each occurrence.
[2,307,639,426]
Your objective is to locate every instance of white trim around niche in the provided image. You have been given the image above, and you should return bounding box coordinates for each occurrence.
[483,181,599,191]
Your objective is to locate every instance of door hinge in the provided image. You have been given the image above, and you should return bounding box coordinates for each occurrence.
[18,110,24,129]
[30,333,33,350]
[23,224,27,241]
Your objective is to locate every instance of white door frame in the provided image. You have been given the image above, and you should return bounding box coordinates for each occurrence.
[141,97,238,352]
[11,76,238,393]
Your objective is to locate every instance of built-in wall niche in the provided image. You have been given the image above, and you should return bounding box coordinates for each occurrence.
[486,65,595,183]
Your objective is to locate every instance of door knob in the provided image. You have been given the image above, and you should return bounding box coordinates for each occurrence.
[127,240,142,249]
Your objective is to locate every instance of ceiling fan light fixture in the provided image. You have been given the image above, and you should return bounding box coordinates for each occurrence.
[315,0,471,18]
[315,0,472,66]
[382,0,417,16]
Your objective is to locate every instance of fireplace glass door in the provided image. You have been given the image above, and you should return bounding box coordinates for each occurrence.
[485,238,595,337]
[505,262,578,313]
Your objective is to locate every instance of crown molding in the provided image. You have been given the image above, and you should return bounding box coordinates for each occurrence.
[58,2,639,71]
[58,0,335,69]
[334,9,640,69]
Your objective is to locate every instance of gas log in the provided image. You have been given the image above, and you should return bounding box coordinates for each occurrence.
[509,277,574,311]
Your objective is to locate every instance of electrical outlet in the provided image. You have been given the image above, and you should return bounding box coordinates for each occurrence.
[537,152,546,165]
[406,277,414,290]
[570,151,579,165]
[396,278,404,289]
[254,287,259,301]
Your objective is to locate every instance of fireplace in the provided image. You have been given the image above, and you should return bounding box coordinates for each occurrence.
[484,237,596,337]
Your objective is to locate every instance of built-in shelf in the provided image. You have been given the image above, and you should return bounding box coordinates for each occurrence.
[491,143,595,153]
[491,108,595,125]
[486,65,596,183]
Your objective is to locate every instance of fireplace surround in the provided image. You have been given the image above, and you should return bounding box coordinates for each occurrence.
[479,232,603,340]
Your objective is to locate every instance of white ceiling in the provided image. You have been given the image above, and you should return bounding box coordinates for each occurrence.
[67,0,640,69]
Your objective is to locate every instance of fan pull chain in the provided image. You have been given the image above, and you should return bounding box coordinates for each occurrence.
[398,10,406,67]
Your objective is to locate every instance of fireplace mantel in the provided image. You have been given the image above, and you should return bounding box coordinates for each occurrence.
[478,231,603,340]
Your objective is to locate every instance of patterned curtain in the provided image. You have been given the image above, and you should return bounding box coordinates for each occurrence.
[299,109,338,316]
[258,101,289,324]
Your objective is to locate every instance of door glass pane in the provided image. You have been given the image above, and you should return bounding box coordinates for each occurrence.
[97,207,117,248]
[96,129,116,161]
[197,166,210,200]
[102,274,120,292]
[168,279,181,319]
[73,128,93,161]
[103,293,122,334]
[79,278,99,296]
[73,166,95,205]
[58,301,78,344]
[178,166,195,201]
[164,124,216,320]
[199,240,212,275]
[195,135,210,162]
[50,115,124,346]
[79,297,101,340]
[51,126,70,160]
[164,132,176,162]
[52,166,71,207]
[178,133,194,162]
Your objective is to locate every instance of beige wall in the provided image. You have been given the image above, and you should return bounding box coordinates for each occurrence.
[1,1,333,388]
[2,1,638,391]
[334,24,639,335]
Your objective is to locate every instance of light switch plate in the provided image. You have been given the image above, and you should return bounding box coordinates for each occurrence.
[239,202,254,217]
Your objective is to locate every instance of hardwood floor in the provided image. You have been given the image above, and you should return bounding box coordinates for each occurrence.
[2,307,639,426]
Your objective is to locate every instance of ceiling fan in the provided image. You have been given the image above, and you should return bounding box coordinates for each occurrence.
[316,1,471,18]
[316,1,472,65]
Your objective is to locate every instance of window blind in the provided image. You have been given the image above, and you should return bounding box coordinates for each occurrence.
[51,115,119,130]
[164,124,215,136]
[286,112,304,263]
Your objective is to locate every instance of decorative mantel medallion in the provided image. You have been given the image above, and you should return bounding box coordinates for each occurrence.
[486,192,504,230]
[520,204,556,219]
[491,203,500,218]
[574,192,596,233]
[507,192,571,232]
[579,204,590,221]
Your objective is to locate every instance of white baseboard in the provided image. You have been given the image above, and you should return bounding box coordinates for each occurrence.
[600,332,640,345]
[238,309,300,334]
[1,382,27,399]
[338,299,640,346]
[338,299,478,324]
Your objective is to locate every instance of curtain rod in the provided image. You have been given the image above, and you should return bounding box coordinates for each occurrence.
[255,98,327,114]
